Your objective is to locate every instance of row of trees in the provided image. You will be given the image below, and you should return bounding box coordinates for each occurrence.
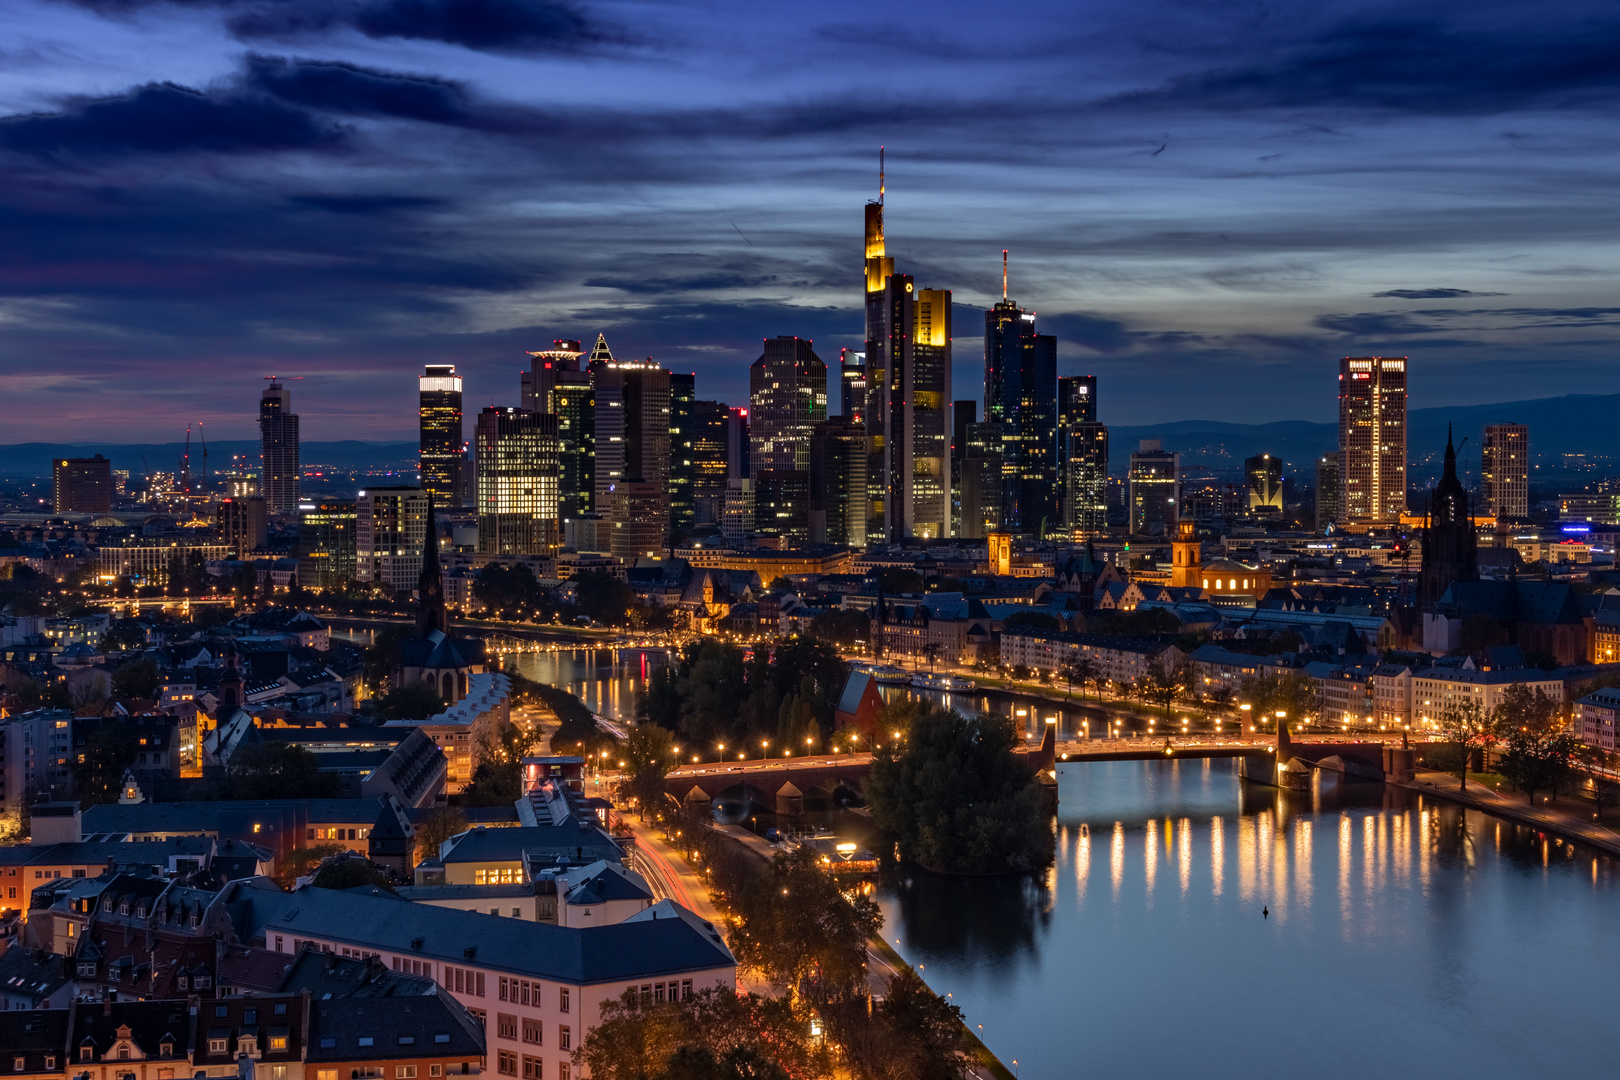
[1437,685,1588,803]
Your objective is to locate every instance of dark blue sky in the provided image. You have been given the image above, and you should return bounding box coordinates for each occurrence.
[1,0,1618,442]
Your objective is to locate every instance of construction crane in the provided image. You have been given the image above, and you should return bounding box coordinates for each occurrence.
[179,423,192,495]
[198,422,209,495]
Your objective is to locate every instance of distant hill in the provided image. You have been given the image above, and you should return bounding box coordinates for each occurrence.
[0,440,419,478]
[1111,393,1618,482]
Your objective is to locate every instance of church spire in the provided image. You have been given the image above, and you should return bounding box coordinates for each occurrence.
[417,494,446,635]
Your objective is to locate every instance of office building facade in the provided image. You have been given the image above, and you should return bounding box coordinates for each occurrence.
[298,498,358,588]
[669,372,696,537]
[985,293,1057,536]
[690,400,732,526]
[840,348,867,421]
[259,378,301,514]
[524,341,594,521]
[475,407,560,555]
[609,481,668,562]
[750,337,828,472]
[753,470,811,547]
[1315,452,1341,533]
[1062,422,1109,537]
[216,496,268,559]
[52,455,112,514]
[1128,440,1180,535]
[419,365,465,507]
[810,418,867,547]
[958,421,1004,539]
[1246,454,1283,516]
[1337,356,1407,526]
[589,339,671,549]
[1482,423,1529,521]
[358,487,428,593]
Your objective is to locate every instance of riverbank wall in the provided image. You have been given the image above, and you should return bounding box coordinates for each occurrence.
[1394,775,1620,860]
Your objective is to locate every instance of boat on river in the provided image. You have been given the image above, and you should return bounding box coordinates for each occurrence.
[911,672,976,691]
[870,665,913,686]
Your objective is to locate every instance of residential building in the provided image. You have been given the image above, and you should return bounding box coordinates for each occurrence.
[419,365,466,507]
[357,487,428,593]
[1577,686,1620,751]
[1128,440,1180,535]
[1410,667,1566,730]
[998,630,1184,684]
[52,456,112,514]
[1481,422,1529,522]
[1337,356,1407,526]
[260,378,301,514]
[475,407,560,556]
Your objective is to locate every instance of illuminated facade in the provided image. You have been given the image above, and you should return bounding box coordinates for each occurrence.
[419,365,465,507]
[690,400,731,525]
[1246,454,1283,516]
[259,378,300,514]
[523,340,594,520]
[589,339,671,549]
[1315,452,1340,533]
[750,336,827,472]
[1062,422,1109,537]
[753,469,810,547]
[1337,356,1407,526]
[357,487,428,592]
[840,348,866,421]
[670,372,696,536]
[985,285,1057,537]
[1482,423,1529,521]
[297,499,357,588]
[958,421,1003,539]
[475,407,560,556]
[609,481,668,561]
[1128,439,1179,535]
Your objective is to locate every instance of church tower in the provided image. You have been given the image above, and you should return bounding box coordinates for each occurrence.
[416,495,447,636]
[1169,519,1203,588]
[1418,426,1478,606]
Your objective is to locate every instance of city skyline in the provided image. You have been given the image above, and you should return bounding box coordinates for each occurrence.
[3,0,1620,441]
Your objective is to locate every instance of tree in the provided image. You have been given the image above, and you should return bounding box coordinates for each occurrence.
[636,665,682,731]
[1002,611,1064,634]
[619,723,678,821]
[465,719,542,806]
[229,742,343,800]
[1237,669,1318,729]
[474,563,544,619]
[111,658,161,701]
[310,857,395,893]
[576,987,829,1080]
[375,682,446,722]
[729,846,881,1003]
[1436,699,1497,791]
[1059,657,1096,700]
[414,806,469,863]
[865,707,1054,874]
[279,842,346,888]
[920,642,942,672]
[1495,687,1579,803]
[1010,663,1032,681]
[839,963,968,1080]
[78,724,138,804]
[576,571,636,626]
[1141,664,1181,715]
[362,626,414,694]
[808,608,868,648]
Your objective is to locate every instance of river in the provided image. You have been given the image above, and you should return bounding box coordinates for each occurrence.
[875,759,1620,1079]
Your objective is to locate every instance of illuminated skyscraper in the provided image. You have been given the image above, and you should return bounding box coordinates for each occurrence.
[523,341,593,520]
[357,487,427,593]
[1482,423,1529,521]
[475,407,560,555]
[811,417,867,547]
[259,378,300,514]
[1315,452,1340,533]
[1337,356,1407,526]
[1062,423,1109,537]
[298,498,357,588]
[984,260,1056,536]
[589,337,671,549]
[1128,439,1180,535]
[419,365,465,506]
[690,400,731,525]
[669,372,696,537]
[750,337,827,472]
[1246,454,1283,516]
[840,348,867,422]
[958,421,1003,539]
[1058,375,1097,426]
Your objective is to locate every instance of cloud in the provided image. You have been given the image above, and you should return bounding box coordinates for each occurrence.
[1133,16,1620,114]
[289,193,448,213]
[243,54,470,123]
[0,80,335,156]
[1037,312,1134,354]
[1373,288,1505,299]
[1313,312,1435,336]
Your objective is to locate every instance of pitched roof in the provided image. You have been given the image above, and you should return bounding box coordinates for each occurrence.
[307,989,484,1061]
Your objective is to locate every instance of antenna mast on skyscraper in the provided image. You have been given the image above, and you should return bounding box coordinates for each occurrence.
[1002,250,1008,301]
[879,146,884,206]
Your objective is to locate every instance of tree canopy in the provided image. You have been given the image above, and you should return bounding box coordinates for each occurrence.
[229,742,343,800]
[728,846,881,1003]
[865,706,1054,874]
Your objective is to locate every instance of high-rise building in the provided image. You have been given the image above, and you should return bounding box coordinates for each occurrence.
[750,337,827,472]
[1062,422,1109,538]
[475,407,560,555]
[669,372,696,537]
[984,265,1057,536]
[524,341,594,521]
[1246,454,1284,516]
[52,455,112,514]
[863,163,895,542]
[1058,375,1097,426]
[810,418,867,547]
[259,378,301,514]
[753,470,810,547]
[1315,452,1341,533]
[609,481,668,562]
[589,337,671,548]
[418,365,465,507]
[727,407,750,480]
[1482,423,1529,522]
[1337,356,1407,526]
[1128,440,1180,535]
[950,399,977,536]
[357,487,428,593]
[958,421,1004,539]
[840,349,867,421]
[721,479,755,547]
[690,400,731,526]
[216,496,268,559]
[297,498,357,589]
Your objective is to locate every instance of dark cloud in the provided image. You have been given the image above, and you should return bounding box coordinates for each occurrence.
[289,193,448,213]
[583,273,767,295]
[1373,288,1505,299]
[1136,16,1620,114]
[243,54,470,123]
[0,80,334,157]
[1038,312,1134,354]
[1313,312,1436,336]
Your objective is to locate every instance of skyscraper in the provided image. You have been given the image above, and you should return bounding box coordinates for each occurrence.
[690,400,731,526]
[750,337,827,471]
[1129,439,1180,535]
[1337,356,1407,526]
[1058,375,1097,426]
[298,498,357,589]
[984,259,1057,536]
[863,157,895,542]
[1482,423,1529,521]
[669,372,696,537]
[1062,423,1109,538]
[840,349,867,422]
[52,455,112,514]
[1315,452,1341,533]
[475,406,560,555]
[419,365,464,507]
[810,417,867,547]
[753,470,810,547]
[524,341,593,520]
[216,496,267,558]
[1246,454,1283,516]
[958,421,1003,539]
[357,486,427,593]
[727,407,750,480]
[589,337,671,549]
[259,378,300,513]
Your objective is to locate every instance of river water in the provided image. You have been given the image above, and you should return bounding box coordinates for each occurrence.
[875,759,1620,1079]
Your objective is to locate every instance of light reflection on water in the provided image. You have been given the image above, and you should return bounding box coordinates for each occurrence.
[876,758,1620,1079]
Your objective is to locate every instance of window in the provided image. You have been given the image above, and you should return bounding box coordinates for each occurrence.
[14,1057,25,1071]
[430,1069,442,1078]
[557,1065,569,1080]
[497,1052,518,1077]
[359,1038,374,1048]
[318,1070,339,1080]
[497,1015,517,1041]
[476,973,485,997]
[195,975,212,989]
[558,989,569,1013]
[513,907,521,918]
[269,1035,288,1052]
[680,980,692,1000]
[160,1041,174,1057]
[558,1027,571,1052]
[271,1067,288,1080]
[80,1049,92,1063]
[521,1019,542,1046]
[275,1003,287,1016]
[209,1040,228,1054]
[44,1059,54,1071]
[499,977,509,1001]
[352,1070,384,1079]
[521,1058,543,1080]
[396,1068,417,1078]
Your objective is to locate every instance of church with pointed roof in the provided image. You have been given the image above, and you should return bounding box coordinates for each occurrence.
[396,498,486,704]
[1418,427,1479,608]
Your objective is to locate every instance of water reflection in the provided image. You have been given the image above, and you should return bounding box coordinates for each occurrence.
[875,758,1620,1079]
